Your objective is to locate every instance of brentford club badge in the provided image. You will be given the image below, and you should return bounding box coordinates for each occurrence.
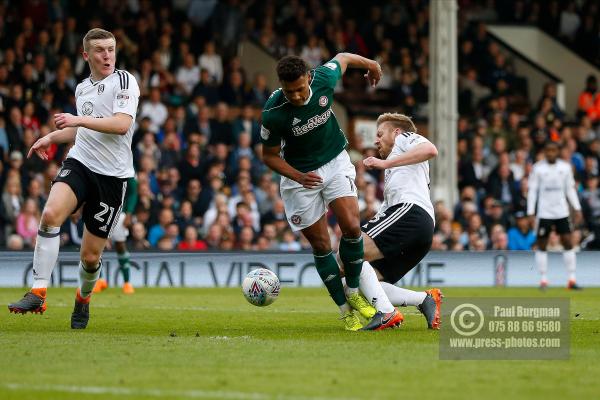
[319,96,328,107]
[98,84,104,95]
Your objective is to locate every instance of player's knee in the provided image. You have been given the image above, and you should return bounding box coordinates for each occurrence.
[336,212,360,238]
[311,239,331,255]
[40,205,63,227]
[340,224,361,239]
[80,251,102,271]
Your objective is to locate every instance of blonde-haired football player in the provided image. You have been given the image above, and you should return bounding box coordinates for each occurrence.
[357,113,443,330]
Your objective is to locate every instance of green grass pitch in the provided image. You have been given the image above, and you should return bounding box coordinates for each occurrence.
[1,287,599,400]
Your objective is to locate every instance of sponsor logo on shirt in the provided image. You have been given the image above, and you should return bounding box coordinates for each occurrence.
[292,108,331,136]
[82,101,93,115]
[292,117,301,125]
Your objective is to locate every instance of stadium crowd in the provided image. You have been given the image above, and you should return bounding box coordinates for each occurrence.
[0,0,599,252]
[468,0,600,68]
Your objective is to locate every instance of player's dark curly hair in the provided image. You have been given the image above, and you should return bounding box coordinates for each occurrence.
[276,55,309,82]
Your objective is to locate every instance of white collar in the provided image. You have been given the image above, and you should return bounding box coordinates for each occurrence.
[303,86,313,105]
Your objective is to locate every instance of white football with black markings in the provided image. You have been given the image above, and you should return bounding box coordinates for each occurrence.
[242,268,280,307]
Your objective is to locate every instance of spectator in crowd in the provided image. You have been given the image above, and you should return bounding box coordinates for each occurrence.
[139,87,168,133]
[176,200,197,233]
[15,197,40,247]
[178,225,208,251]
[148,208,175,247]
[578,75,599,122]
[246,73,271,108]
[129,222,151,250]
[487,163,518,208]
[219,70,246,107]
[162,222,181,249]
[60,212,84,249]
[191,69,221,106]
[198,41,223,84]
[233,105,261,144]
[175,53,200,98]
[279,229,301,251]
[508,211,536,250]
[301,35,327,68]
[559,1,581,41]
[209,102,235,147]
[2,176,23,237]
[184,179,212,219]
[205,223,224,249]
[458,144,488,190]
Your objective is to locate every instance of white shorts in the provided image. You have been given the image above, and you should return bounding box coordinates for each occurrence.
[280,150,357,232]
[110,213,128,242]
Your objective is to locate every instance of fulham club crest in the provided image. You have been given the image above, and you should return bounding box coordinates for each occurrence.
[319,96,328,107]
[82,101,94,115]
[98,84,105,95]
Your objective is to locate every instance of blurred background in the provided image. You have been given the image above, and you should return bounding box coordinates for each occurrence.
[0,0,599,254]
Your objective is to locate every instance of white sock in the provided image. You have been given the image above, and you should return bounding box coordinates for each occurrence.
[340,278,357,296]
[345,286,359,295]
[339,303,352,315]
[79,261,101,298]
[31,226,61,289]
[563,250,576,281]
[380,282,427,307]
[359,261,394,313]
[536,251,548,283]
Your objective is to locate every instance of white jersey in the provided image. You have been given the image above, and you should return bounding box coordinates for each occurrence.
[67,69,139,178]
[527,159,581,219]
[379,132,435,222]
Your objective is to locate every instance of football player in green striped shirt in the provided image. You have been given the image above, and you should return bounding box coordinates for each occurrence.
[261,53,402,330]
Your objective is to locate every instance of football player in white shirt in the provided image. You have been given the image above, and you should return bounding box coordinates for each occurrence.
[9,29,140,329]
[350,113,443,330]
[527,140,583,289]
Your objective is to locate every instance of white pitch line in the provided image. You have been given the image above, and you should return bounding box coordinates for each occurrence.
[1,383,358,400]
[0,302,326,314]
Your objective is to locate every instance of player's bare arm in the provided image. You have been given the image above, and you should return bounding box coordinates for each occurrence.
[54,112,133,135]
[27,127,77,160]
[333,53,382,87]
[364,142,438,170]
[262,144,323,189]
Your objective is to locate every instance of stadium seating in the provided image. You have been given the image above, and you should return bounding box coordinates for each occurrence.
[0,0,598,251]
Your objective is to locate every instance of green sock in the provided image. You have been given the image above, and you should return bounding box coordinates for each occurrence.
[314,252,347,306]
[339,236,364,289]
[117,251,131,283]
